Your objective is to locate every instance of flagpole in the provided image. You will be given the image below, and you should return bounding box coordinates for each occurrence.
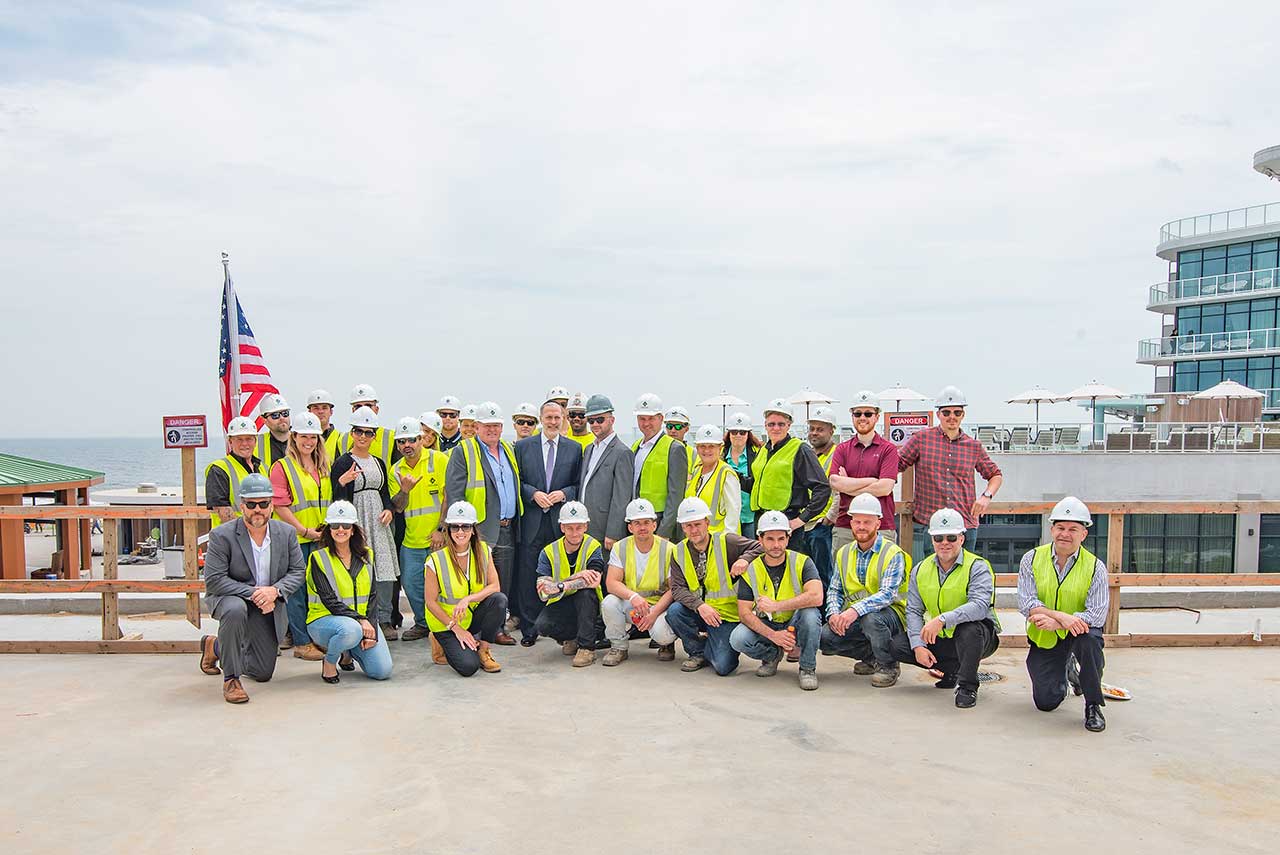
[222,252,243,414]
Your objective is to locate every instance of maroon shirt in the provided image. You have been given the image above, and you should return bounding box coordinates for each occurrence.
[830,432,900,531]
[898,425,1001,528]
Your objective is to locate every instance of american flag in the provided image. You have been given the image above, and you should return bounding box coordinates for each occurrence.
[218,254,281,430]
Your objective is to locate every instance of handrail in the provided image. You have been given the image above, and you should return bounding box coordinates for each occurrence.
[1138,327,1280,360]
[1149,266,1280,306]
[1160,202,1280,244]
[973,421,1280,453]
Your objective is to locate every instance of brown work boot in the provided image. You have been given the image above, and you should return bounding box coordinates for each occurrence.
[401,624,430,642]
[853,660,876,676]
[380,622,399,641]
[223,678,249,704]
[572,648,596,667]
[478,646,502,673]
[430,633,447,665]
[292,643,325,661]
[602,648,628,666]
[199,634,220,675]
[562,639,580,656]
[656,643,675,662]
[871,662,900,688]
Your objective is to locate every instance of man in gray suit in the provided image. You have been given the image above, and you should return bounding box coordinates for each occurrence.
[513,400,584,644]
[197,474,306,704]
[445,401,521,644]
[579,395,634,559]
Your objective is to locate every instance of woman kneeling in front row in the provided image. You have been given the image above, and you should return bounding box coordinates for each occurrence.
[424,501,506,676]
[305,501,393,683]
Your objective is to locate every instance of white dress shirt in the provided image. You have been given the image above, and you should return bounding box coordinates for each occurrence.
[249,528,272,587]
[583,432,616,490]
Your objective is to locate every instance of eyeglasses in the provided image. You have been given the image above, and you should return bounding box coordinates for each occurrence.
[938,408,965,417]
[586,416,608,425]
[448,523,473,532]
[851,410,877,418]
[764,421,789,429]
[350,427,376,438]
[263,410,289,420]
[728,429,748,436]
[664,423,687,431]
[567,412,586,418]
[328,523,353,531]
[513,418,537,427]
[243,500,272,510]
[395,437,418,446]
[931,534,960,543]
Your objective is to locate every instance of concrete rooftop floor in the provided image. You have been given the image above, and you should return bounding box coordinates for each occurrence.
[1,619,1278,855]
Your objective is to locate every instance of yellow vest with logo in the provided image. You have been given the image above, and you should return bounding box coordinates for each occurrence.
[744,550,806,622]
[616,535,673,604]
[205,455,260,526]
[306,547,372,623]
[632,434,679,512]
[541,534,604,604]
[914,550,1001,638]
[836,537,912,625]
[275,457,332,543]
[389,451,448,548]
[750,437,801,512]
[678,532,738,622]
[1026,544,1098,649]
[339,426,395,469]
[686,459,736,534]
[425,544,492,632]
[457,438,523,525]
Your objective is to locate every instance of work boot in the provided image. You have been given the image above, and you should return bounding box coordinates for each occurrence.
[223,678,249,704]
[1084,703,1107,733]
[955,688,977,709]
[681,655,707,672]
[756,655,780,678]
[198,635,220,675]
[602,648,628,667]
[429,633,447,665]
[401,624,430,642]
[870,662,900,688]
[380,623,399,641]
[292,643,325,661]
[279,631,293,651]
[562,640,580,656]
[853,660,876,676]
[798,668,819,691]
[572,648,596,668]
[478,647,502,673]
[656,644,675,662]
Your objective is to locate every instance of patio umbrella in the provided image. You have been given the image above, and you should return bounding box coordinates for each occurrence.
[1006,386,1064,433]
[1193,379,1264,422]
[698,391,750,428]
[876,383,929,411]
[788,388,837,422]
[1064,381,1126,435]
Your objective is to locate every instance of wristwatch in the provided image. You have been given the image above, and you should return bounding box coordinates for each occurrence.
[981,491,993,499]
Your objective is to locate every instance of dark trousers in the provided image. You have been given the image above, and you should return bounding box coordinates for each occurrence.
[491,525,516,616]
[212,597,279,682]
[902,619,998,693]
[534,591,602,648]
[433,593,508,677]
[795,523,836,597]
[1027,627,1106,708]
[516,531,556,639]
[820,608,911,667]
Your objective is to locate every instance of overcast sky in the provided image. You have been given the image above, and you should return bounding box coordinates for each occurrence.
[2,1,1278,439]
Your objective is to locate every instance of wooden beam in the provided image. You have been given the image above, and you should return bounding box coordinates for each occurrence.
[78,487,91,574]
[0,640,201,654]
[101,523,121,641]
[181,447,201,629]
[0,505,206,520]
[0,579,204,593]
[1104,512,1124,634]
[0,516,24,580]
[991,573,1280,587]
[60,489,80,580]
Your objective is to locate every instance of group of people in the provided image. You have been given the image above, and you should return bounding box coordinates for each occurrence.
[199,383,1109,733]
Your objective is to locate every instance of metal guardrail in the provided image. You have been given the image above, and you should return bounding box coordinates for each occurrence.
[1149,266,1280,306]
[1160,202,1280,244]
[1138,327,1280,361]
[974,421,1280,453]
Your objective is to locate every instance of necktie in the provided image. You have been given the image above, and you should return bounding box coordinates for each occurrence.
[545,438,556,492]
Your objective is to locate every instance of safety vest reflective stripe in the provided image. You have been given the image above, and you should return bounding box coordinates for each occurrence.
[1026,543,1097,648]
[280,458,325,513]
[633,434,676,512]
[914,550,1000,638]
[679,533,737,621]
[543,535,604,604]
[458,439,522,525]
[836,539,911,624]
[687,460,732,532]
[746,550,804,621]
[749,438,801,512]
[816,446,837,519]
[206,456,255,526]
[425,545,490,631]
[620,536,672,602]
[306,548,371,622]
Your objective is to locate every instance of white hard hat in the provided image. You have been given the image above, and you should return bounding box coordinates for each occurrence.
[727,412,753,431]
[676,496,712,524]
[226,416,257,437]
[1049,496,1093,527]
[445,501,479,525]
[258,393,289,415]
[936,386,967,408]
[763,398,793,420]
[419,411,443,433]
[325,500,359,526]
[664,406,691,425]
[513,402,538,419]
[306,389,335,407]
[292,412,323,436]
[349,383,378,405]
[928,508,966,536]
[437,395,461,413]
[395,417,422,440]
[239,473,274,499]
[757,510,791,533]
[546,385,570,403]
[692,424,722,446]
[566,392,588,412]
[558,501,590,524]
[809,406,837,427]
[847,493,882,518]
[633,393,663,416]
[850,390,880,410]
[350,406,379,429]
[625,498,657,522]
[460,403,479,421]
[476,401,504,425]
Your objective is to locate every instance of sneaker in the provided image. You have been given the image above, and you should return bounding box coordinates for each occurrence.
[798,668,819,691]
[955,688,977,709]
[934,674,958,689]
[292,643,325,662]
[400,624,430,642]
[562,640,579,656]
[572,648,596,668]
[656,644,675,662]
[681,655,707,672]
[380,623,399,641]
[756,656,780,678]
[870,662,900,688]
[602,648,628,667]
[853,660,876,676]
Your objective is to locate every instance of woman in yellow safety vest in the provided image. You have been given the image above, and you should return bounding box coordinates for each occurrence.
[686,424,741,534]
[423,501,507,676]
[721,412,762,537]
[304,501,393,683]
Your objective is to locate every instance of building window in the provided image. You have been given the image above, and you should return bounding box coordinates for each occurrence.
[1261,515,1280,573]
[1177,240,1279,281]
[1122,514,1235,572]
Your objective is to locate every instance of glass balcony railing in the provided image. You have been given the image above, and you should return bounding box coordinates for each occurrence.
[1149,267,1280,306]
[1138,327,1280,361]
[974,421,1280,453]
[1160,202,1280,245]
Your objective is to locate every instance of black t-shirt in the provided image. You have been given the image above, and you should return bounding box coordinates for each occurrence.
[736,553,819,601]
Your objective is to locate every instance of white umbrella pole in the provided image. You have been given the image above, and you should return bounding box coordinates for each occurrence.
[1034,401,1040,434]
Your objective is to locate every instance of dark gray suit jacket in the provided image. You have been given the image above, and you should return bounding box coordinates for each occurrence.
[203,518,305,639]
[445,437,520,545]
[633,436,689,540]
[514,433,582,545]
[579,434,634,546]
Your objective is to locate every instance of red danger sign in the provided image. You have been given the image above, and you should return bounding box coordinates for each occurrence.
[163,415,208,449]
[884,412,931,445]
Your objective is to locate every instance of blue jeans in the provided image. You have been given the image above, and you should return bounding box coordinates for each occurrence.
[740,519,757,539]
[399,545,430,629]
[665,601,740,676]
[307,615,393,679]
[729,606,821,671]
[286,541,317,645]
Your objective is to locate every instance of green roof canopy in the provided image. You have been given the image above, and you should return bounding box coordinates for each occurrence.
[0,453,105,490]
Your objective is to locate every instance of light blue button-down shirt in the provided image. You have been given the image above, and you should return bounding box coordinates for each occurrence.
[482,443,517,519]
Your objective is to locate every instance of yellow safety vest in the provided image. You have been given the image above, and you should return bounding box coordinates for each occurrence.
[321,428,342,463]
[339,426,396,469]
[541,534,604,604]
[616,535,673,605]
[457,438,523,525]
[425,544,492,632]
[205,455,260,526]
[743,550,806,622]
[1026,544,1098,649]
[678,532,738,622]
[686,459,736,534]
[835,537,912,625]
[389,451,448,549]
[914,550,1001,638]
[256,432,291,474]
[306,547,372,623]
[814,445,836,520]
[566,432,595,451]
[750,437,801,512]
[632,434,680,512]
[275,457,332,543]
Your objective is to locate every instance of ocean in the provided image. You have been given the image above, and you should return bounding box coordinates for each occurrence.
[1,438,223,495]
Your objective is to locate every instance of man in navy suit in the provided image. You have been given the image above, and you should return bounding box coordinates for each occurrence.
[513,400,583,645]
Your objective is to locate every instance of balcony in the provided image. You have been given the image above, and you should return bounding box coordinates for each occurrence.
[1137,327,1280,364]
[1148,267,1280,310]
[973,421,1280,453]
[1158,202,1280,257]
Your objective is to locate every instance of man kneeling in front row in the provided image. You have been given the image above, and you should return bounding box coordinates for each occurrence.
[600,498,678,666]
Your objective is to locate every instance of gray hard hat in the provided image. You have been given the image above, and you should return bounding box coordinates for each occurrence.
[239,474,274,500]
[585,394,614,417]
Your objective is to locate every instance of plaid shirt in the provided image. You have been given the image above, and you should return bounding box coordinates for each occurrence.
[898,426,1000,528]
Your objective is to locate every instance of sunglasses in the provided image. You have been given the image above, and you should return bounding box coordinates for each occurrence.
[938,408,965,417]
[350,403,376,410]
[664,423,687,431]
[728,429,748,436]
[264,410,289,420]
[567,412,586,418]
[438,411,459,418]
[448,523,473,532]
[852,410,877,418]
[514,418,537,427]
[328,523,354,531]
[350,427,376,438]
[243,499,272,510]
[395,437,418,446]
[586,416,608,425]
[764,421,789,429]
[931,534,960,543]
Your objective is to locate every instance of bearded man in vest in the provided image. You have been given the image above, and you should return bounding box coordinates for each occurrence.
[820,493,913,687]
[1018,496,1109,733]
[255,393,292,474]
[630,393,688,541]
[905,508,1001,709]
